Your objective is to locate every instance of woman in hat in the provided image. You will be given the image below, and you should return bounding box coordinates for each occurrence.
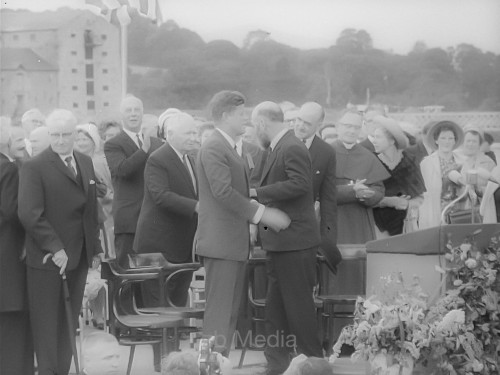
[75,123,111,329]
[371,116,426,236]
[419,120,464,228]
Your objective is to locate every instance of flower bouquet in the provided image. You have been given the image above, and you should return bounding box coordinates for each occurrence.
[330,229,500,375]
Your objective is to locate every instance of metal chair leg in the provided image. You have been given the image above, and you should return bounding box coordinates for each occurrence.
[126,345,135,375]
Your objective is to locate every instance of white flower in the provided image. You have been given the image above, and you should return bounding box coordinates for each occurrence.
[460,243,472,252]
[453,279,463,286]
[436,309,465,332]
[465,259,477,269]
[363,298,381,316]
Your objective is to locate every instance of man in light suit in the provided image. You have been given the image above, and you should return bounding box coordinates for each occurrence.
[250,102,323,375]
[18,109,103,375]
[294,102,341,274]
[134,112,199,307]
[104,95,161,266]
[196,90,290,356]
[0,122,33,375]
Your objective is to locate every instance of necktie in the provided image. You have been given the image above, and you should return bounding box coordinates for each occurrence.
[183,154,197,194]
[65,156,77,178]
[136,134,143,148]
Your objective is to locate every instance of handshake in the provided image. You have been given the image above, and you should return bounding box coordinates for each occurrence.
[260,206,291,232]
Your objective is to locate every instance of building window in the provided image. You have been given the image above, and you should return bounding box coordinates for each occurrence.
[103,85,109,91]
[13,34,19,41]
[71,51,77,56]
[104,102,109,107]
[72,68,78,73]
[87,101,95,110]
[87,81,94,95]
[30,34,36,41]
[102,34,107,41]
[85,46,93,60]
[73,103,78,108]
[72,85,78,91]
[102,51,108,57]
[102,68,108,74]
[86,64,94,79]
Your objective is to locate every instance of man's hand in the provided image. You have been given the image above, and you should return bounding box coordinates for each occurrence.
[352,179,375,201]
[92,254,102,270]
[43,249,68,275]
[260,207,291,232]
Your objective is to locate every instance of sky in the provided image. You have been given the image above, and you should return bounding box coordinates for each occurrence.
[2,0,500,54]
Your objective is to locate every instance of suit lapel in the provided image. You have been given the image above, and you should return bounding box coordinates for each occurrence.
[48,148,80,186]
[260,130,293,185]
[166,144,197,197]
[74,151,89,195]
[119,131,139,154]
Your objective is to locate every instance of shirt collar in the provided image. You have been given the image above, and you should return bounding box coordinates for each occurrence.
[0,152,14,162]
[170,144,185,161]
[216,128,236,149]
[301,134,316,149]
[343,142,356,150]
[270,128,289,151]
[123,128,142,147]
[235,138,243,156]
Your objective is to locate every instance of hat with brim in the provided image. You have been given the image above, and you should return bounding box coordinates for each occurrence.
[372,115,409,150]
[426,120,464,151]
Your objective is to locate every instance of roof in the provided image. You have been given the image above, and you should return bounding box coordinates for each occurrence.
[1,48,57,71]
[0,8,93,32]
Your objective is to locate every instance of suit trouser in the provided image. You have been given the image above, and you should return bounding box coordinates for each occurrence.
[0,310,34,375]
[27,251,88,375]
[114,233,135,268]
[202,257,247,357]
[264,248,323,373]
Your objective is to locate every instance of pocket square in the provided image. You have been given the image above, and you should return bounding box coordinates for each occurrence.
[89,179,96,185]
[315,170,321,175]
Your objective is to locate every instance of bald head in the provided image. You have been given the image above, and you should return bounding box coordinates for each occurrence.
[21,108,45,134]
[120,96,144,132]
[294,102,324,140]
[251,101,285,149]
[167,112,199,154]
[29,126,51,156]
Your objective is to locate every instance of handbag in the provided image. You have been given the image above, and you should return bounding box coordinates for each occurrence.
[402,206,419,233]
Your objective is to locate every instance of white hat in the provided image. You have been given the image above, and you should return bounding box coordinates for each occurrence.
[76,123,100,149]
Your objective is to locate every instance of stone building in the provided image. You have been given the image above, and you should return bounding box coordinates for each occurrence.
[1,8,121,121]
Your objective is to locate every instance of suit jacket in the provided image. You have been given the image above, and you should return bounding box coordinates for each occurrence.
[256,130,320,251]
[195,130,259,261]
[134,143,198,262]
[308,136,341,269]
[18,147,102,271]
[0,154,27,312]
[104,131,162,234]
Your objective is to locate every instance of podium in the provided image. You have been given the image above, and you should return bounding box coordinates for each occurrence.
[365,224,500,297]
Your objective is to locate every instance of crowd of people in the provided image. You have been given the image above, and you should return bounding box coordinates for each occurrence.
[1,90,499,375]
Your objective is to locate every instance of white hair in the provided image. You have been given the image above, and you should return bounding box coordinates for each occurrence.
[46,109,77,130]
[21,108,44,124]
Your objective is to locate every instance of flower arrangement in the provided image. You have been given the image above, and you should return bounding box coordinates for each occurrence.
[330,230,500,375]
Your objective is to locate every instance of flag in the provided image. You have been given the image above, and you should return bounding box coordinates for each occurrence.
[85,0,163,25]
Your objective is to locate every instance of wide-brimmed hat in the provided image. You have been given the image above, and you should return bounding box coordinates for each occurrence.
[372,115,409,149]
[425,120,464,151]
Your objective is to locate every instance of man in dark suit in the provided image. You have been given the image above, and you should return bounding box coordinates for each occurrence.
[196,91,290,356]
[0,123,33,375]
[250,101,323,375]
[294,102,341,273]
[134,112,199,307]
[18,109,103,375]
[104,95,160,266]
